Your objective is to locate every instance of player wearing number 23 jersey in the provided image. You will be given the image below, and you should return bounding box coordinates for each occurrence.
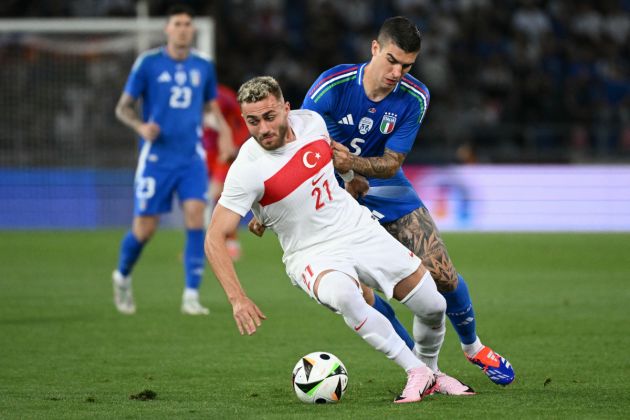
[125,46,217,171]
[302,63,429,223]
[125,46,217,216]
[111,5,231,316]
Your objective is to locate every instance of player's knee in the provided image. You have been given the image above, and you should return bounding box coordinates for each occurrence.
[423,293,446,324]
[132,218,158,241]
[401,272,446,324]
[316,271,362,316]
[414,288,446,324]
[184,210,205,229]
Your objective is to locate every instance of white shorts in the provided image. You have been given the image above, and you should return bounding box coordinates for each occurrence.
[285,216,421,301]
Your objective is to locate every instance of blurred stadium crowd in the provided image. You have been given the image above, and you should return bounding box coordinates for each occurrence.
[2,0,630,164]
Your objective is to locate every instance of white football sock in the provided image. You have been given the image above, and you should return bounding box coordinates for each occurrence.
[113,270,131,286]
[400,271,447,372]
[462,336,484,357]
[183,288,199,300]
[316,271,422,372]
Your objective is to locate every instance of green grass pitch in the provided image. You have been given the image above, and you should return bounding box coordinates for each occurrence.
[1,230,629,419]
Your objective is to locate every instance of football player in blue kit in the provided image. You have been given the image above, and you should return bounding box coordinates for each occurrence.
[301,16,515,388]
[112,4,233,315]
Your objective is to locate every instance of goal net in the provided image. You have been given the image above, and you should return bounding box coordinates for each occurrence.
[0,18,214,228]
[0,18,214,169]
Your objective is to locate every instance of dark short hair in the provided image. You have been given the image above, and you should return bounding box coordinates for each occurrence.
[166,4,195,19]
[377,16,422,53]
[237,76,284,104]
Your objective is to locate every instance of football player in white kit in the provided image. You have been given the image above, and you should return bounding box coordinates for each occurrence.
[205,76,469,403]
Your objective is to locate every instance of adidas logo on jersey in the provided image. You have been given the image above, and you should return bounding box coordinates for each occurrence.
[157,71,172,83]
[338,114,354,125]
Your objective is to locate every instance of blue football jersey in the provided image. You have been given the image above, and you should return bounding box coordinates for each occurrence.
[124,46,217,168]
[302,63,430,223]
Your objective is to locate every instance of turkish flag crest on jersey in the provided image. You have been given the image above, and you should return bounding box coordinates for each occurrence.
[259,139,332,207]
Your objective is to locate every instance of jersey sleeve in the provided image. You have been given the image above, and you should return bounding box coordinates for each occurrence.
[310,111,331,142]
[385,88,430,154]
[204,61,218,103]
[124,54,148,99]
[218,161,261,217]
[301,72,335,119]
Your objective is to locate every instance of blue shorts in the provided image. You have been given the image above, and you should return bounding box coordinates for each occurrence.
[133,158,208,216]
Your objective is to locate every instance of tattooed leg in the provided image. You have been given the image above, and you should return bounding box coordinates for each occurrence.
[382,207,458,293]
[383,208,514,382]
[384,207,483,348]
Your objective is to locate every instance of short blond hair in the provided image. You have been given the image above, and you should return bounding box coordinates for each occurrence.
[237,76,284,104]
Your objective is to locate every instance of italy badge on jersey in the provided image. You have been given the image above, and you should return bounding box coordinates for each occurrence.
[190,69,201,86]
[380,112,397,134]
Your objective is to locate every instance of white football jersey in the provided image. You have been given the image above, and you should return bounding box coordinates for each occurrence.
[219,109,374,263]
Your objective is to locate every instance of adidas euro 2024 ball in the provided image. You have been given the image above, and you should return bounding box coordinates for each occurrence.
[292,352,348,404]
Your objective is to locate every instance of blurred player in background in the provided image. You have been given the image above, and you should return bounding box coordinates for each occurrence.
[202,84,249,261]
[206,76,472,403]
[300,16,514,385]
[112,4,232,315]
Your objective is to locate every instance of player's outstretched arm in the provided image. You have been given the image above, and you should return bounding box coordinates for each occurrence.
[332,141,405,179]
[205,205,266,335]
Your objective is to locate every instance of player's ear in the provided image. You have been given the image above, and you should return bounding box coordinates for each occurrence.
[164,16,173,36]
[371,40,379,56]
[284,101,291,112]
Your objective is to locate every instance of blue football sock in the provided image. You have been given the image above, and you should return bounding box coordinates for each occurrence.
[443,275,477,345]
[184,229,205,290]
[117,231,145,276]
[372,293,415,350]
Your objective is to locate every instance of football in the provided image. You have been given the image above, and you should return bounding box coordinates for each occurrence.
[292,351,348,404]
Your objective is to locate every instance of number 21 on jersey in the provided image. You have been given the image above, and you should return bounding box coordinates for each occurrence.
[311,174,333,210]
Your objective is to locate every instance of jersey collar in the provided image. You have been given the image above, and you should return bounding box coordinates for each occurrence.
[357,62,401,93]
[160,45,191,63]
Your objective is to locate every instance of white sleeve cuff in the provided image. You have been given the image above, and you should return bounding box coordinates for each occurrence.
[338,170,355,182]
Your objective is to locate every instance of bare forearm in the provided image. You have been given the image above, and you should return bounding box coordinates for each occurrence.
[350,150,405,178]
[205,233,247,304]
[205,205,265,335]
[351,156,395,178]
[115,103,142,133]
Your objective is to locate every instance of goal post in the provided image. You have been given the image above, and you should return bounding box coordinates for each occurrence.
[0,18,214,59]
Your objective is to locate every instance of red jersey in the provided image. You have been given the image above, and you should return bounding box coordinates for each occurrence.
[203,84,250,182]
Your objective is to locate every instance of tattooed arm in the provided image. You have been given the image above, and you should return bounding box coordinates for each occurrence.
[331,141,405,178]
[115,92,161,141]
